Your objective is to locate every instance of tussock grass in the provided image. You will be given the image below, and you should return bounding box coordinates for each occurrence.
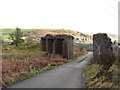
[85,57,119,88]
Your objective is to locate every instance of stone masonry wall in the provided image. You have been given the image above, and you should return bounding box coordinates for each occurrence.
[93,33,112,60]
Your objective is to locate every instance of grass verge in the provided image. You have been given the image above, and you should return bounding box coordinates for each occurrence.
[85,58,119,88]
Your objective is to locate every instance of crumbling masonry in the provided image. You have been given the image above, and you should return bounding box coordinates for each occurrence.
[93,33,112,60]
[40,34,74,59]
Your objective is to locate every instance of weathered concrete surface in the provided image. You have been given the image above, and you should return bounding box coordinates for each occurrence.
[40,34,74,59]
[7,52,93,88]
[93,33,112,60]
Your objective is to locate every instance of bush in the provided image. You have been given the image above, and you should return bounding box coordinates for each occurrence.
[97,52,116,70]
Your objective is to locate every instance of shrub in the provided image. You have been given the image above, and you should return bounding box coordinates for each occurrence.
[97,52,116,70]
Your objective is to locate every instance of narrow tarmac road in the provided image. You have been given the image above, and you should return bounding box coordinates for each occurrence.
[8,52,93,88]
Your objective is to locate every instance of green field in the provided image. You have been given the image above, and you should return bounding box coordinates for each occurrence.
[1,28,86,43]
[1,28,76,42]
[2,35,11,42]
[2,28,40,35]
[1,28,40,42]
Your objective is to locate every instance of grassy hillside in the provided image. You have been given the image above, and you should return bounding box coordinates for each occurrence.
[1,28,92,42]
[85,32,117,42]
[85,54,119,88]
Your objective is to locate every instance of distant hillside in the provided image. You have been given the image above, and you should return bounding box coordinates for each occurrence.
[108,34,118,41]
[85,32,118,41]
[1,28,92,43]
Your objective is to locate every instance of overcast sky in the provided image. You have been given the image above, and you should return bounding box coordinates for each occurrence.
[0,0,119,35]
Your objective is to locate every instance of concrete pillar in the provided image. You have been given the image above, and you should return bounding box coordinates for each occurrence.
[63,40,69,59]
[68,39,74,59]
[40,39,46,51]
[40,34,74,59]
[93,33,112,60]
[47,39,54,54]
[54,39,64,55]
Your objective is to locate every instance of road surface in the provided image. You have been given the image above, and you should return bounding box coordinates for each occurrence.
[8,52,93,88]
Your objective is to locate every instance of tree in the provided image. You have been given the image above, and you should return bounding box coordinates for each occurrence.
[9,27,24,46]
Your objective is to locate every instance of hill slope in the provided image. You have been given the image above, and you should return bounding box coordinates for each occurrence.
[2,28,92,43]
